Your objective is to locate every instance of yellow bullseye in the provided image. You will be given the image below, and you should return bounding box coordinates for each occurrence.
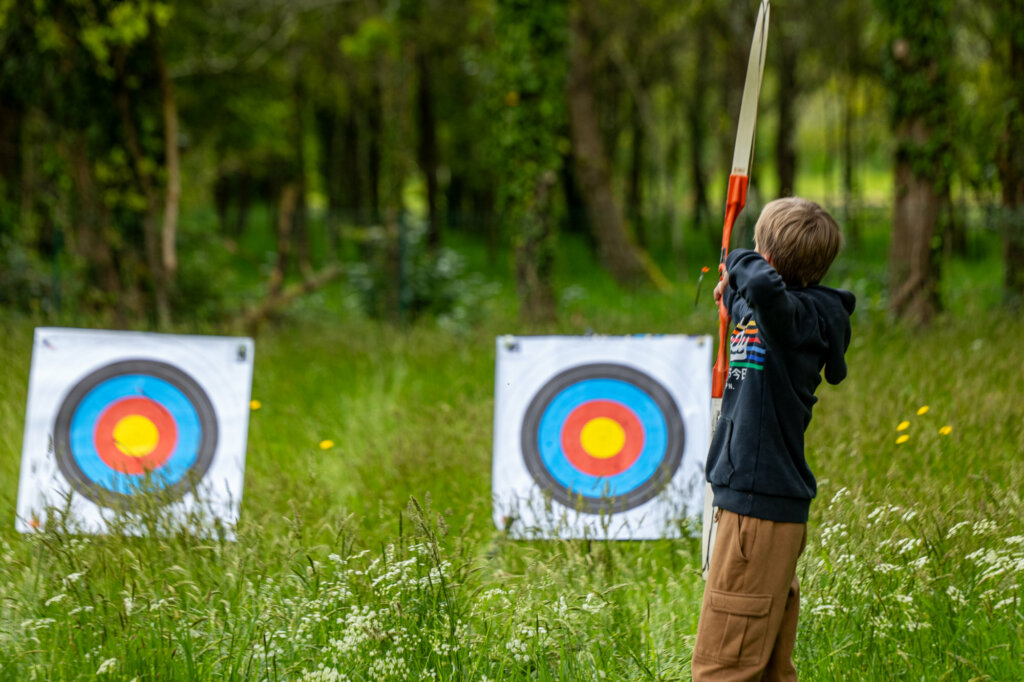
[112,415,159,457]
[579,417,626,459]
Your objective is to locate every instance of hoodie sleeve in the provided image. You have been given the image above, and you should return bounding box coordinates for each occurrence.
[726,249,809,348]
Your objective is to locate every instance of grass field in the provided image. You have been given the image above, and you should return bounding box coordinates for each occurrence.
[0,221,1022,680]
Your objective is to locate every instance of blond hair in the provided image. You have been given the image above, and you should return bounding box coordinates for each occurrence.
[754,197,843,286]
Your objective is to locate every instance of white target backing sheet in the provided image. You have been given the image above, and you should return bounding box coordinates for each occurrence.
[16,328,255,535]
[492,335,711,539]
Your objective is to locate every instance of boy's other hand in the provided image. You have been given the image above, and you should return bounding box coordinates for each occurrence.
[714,270,729,305]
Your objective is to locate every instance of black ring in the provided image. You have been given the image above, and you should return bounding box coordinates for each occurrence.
[53,359,218,508]
[519,362,685,514]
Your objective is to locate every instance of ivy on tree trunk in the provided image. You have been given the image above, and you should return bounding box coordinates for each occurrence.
[877,0,954,326]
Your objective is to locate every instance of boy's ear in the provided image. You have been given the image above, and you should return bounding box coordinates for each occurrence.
[762,252,774,267]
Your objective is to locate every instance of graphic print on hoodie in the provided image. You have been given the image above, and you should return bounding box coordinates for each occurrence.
[729,320,765,372]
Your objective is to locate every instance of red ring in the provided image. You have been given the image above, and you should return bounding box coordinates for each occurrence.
[93,398,177,474]
[560,400,644,476]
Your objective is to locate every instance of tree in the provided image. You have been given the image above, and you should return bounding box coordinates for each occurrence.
[491,0,568,322]
[567,0,669,291]
[0,1,181,323]
[991,0,1024,305]
[877,0,954,325]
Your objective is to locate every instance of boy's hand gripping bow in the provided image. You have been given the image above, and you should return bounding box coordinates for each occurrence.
[702,0,770,579]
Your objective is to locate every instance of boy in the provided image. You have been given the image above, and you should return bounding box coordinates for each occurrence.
[692,197,856,681]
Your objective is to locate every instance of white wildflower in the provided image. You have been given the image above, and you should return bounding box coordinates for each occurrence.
[21,618,56,631]
[868,615,893,634]
[581,592,604,614]
[829,487,850,506]
[554,595,569,618]
[300,666,348,682]
[874,563,898,574]
[946,521,969,539]
[895,537,923,555]
[993,597,1015,611]
[971,520,998,536]
[44,593,67,607]
[96,658,118,675]
[946,585,967,605]
[505,637,529,663]
[62,572,85,587]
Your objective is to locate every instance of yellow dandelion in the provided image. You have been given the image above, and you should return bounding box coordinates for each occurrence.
[896,434,910,444]
[897,420,910,431]
[250,400,262,411]
[939,425,952,436]
[319,440,335,450]
[917,405,930,415]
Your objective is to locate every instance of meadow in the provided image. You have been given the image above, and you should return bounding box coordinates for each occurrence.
[0,215,1022,681]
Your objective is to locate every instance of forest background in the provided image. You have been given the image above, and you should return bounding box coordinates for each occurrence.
[0,0,1023,680]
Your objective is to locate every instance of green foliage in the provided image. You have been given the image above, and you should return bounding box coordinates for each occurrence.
[0,238,58,314]
[340,15,400,62]
[875,0,957,185]
[488,0,569,314]
[490,0,569,217]
[346,216,500,327]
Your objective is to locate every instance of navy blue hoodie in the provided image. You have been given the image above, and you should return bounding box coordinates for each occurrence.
[707,249,856,523]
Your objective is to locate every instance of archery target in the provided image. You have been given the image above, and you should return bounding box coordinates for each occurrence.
[53,360,218,505]
[520,363,685,514]
[493,335,712,540]
[17,328,254,535]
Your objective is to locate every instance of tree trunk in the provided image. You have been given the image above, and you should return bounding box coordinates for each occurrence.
[568,0,669,291]
[415,51,440,251]
[154,29,179,325]
[841,84,859,246]
[515,171,559,323]
[315,106,341,255]
[881,0,952,325]
[368,81,384,225]
[890,121,942,325]
[998,14,1024,306]
[689,28,712,248]
[0,101,21,238]
[115,60,165,323]
[268,183,298,299]
[292,80,312,274]
[775,21,798,198]
[342,107,363,224]
[627,96,645,248]
[67,136,121,306]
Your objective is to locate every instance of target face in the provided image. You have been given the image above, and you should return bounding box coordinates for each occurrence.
[54,360,218,506]
[17,328,254,536]
[492,335,711,539]
[522,363,685,513]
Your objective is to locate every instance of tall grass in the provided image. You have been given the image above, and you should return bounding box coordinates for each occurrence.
[0,222,1021,680]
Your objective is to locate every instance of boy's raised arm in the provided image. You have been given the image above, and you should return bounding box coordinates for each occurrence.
[726,249,805,346]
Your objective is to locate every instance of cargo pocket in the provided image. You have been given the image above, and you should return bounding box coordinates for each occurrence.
[706,418,734,486]
[694,589,773,665]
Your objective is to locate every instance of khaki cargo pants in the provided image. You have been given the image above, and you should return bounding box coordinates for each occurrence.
[692,509,807,681]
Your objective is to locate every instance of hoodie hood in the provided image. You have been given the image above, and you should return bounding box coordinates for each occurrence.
[802,285,856,385]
